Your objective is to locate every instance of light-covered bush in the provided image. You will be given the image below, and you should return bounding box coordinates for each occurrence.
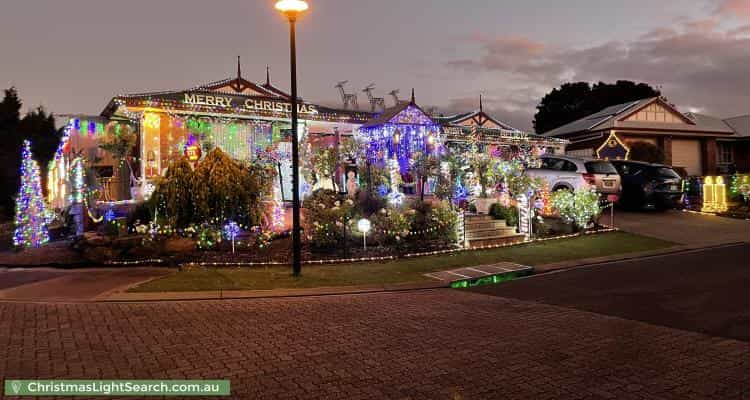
[192,148,275,227]
[550,188,601,230]
[429,201,459,243]
[303,189,355,249]
[370,207,411,246]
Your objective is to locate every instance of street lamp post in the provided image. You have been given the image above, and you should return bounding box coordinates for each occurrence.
[275,0,309,277]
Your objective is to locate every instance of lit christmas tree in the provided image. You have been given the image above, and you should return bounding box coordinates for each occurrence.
[13,140,50,248]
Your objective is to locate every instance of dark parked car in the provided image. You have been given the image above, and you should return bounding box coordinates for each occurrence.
[610,160,683,210]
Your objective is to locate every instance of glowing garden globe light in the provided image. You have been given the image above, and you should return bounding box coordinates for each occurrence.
[358,218,371,251]
[357,218,371,234]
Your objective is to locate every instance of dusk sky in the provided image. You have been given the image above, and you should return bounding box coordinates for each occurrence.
[2,0,750,132]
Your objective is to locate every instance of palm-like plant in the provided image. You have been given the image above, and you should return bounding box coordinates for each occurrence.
[412,153,441,201]
[471,155,494,199]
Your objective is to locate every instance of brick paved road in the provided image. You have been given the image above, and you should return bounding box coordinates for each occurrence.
[1,290,749,399]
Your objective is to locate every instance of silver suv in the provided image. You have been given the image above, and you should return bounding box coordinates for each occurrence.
[525,155,622,199]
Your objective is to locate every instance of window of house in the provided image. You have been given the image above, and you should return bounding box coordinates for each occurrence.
[718,142,734,165]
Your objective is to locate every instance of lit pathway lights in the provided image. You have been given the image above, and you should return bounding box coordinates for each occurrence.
[224,221,241,254]
[358,218,371,250]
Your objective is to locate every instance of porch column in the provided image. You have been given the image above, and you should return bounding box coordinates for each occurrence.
[660,136,673,166]
[702,138,717,176]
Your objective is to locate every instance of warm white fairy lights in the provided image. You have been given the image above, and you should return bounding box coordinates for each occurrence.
[172,228,618,268]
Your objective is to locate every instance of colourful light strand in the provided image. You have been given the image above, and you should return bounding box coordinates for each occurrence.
[14,140,50,248]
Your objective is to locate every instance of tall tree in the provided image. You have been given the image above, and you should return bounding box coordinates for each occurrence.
[0,88,23,218]
[533,81,661,134]
[0,88,60,219]
[21,106,60,169]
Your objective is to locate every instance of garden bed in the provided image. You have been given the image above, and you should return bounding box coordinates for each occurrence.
[129,231,675,292]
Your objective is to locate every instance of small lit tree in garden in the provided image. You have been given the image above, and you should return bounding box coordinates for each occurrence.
[412,152,440,201]
[550,188,601,231]
[434,153,466,207]
[311,147,339,190]
[471,155,494,198]
[98,122,137,200]
[14,140,49,248]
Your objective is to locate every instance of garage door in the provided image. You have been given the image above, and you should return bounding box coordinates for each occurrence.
[672,139,702,176]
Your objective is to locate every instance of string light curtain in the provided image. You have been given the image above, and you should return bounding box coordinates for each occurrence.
[358,104,442,174]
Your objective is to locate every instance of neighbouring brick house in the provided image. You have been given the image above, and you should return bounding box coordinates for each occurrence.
[542,97,750,176]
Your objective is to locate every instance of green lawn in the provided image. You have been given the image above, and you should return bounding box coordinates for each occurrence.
[130,231,674,292]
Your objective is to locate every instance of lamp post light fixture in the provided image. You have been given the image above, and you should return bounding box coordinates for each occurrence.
[275,0,309,277]
[357,218,371,251]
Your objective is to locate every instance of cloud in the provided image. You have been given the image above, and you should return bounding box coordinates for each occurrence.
[446,35,550,77]
[443,17,750,132]
[716,0,750,21]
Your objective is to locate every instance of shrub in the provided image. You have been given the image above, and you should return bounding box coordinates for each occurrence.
[196,224,222,250]
[430,201,459,243]
[408,199,434,239]
[370,208,411,246]
[629,141,665,164]
[103,219,120,239]
[488,203,504,220]
[192,148,275,227]
[154,158,194,228]
[129,196,157,226]
[503,206,519,228]
[550,188,601,230]
[488,203,518,227]
[303,189,355,249]
[356,190,387,217]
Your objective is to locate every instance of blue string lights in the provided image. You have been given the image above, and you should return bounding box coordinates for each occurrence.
[358,104,441,174]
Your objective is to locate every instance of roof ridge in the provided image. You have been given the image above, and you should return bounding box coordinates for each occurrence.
[724,114,750,121]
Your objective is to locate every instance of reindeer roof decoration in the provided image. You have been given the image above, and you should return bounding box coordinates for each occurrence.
[335,80,358,110]
[363,84,386,112]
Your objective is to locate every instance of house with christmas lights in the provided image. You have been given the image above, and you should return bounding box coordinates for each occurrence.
[542,97,749,176]
[47,64,566,211]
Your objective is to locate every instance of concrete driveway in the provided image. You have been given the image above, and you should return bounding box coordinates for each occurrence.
[614,209,749,245]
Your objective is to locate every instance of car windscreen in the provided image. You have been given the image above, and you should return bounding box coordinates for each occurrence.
[585,161,617,174]
[648,167,681,179]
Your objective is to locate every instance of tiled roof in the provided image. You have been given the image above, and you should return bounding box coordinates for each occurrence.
[683,112,735,134]
[542,99,648,137]
[723,115,750,137]
[543,97,737,137]
[437,110,521,131]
